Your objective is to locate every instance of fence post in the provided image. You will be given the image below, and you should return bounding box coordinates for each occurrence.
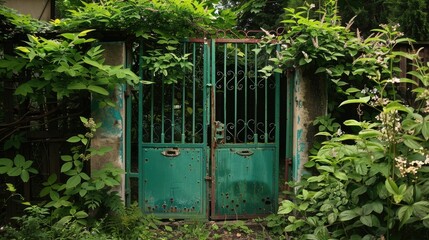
[292,68,328,181]
[91,42,126,200]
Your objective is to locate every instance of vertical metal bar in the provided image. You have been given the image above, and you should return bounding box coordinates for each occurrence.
[254,45,258,143]
[171,80,175,143]
[286,70,294,181]
[150,84,154,143]
[244,44,248,143]
[182,43,186,143]
[209,39,216,218]
[161,79,165,143]
[274,44,281,210]
[234,43,238,143]
[223,44,227,133]
[125,46,132,206]
[138,42,144,207]
[192,43,196,143]
[264,46,268,143]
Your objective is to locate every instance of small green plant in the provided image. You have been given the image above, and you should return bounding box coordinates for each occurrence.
[39,117,123,223]
[0,154,38,182]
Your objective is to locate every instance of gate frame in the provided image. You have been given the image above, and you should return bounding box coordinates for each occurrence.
[125,37,295,219]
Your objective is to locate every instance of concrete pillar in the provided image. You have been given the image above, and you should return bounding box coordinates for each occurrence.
[91,42,126,200]
[292,69,327,181]
[4,0,52,21]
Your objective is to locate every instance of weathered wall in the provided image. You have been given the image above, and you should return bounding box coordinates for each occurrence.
[91,42,126,200]
[4,0,52,21]
[292,69,327,181]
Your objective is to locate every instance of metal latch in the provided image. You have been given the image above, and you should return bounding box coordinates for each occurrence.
[214,121,225,144]
[161,148,180,157]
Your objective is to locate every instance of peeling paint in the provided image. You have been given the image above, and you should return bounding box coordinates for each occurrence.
[292,69,327,182]
[91,42,127,200]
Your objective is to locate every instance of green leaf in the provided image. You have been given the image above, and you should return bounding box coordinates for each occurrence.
[0,158,13,174]
[398,206,413,229]
[66,175,81,189]
[67,82,87,90]
[8,167,21,177]
[165,225,173,232]
[75,211,89,219]
[20,170,29,182]
[334,171,348,181]
[61,155,73,161]
[67,136,81,143]
[360,215,373,227]
[339,96,370,107]
[339,210,359,221]
[422,117,429,140]
[14,154,25,167]
[328,213,337,225]
[88,85,109,96]
[404,138,422,150]
[14,83,34,96]
[385,178,399,195]
[278,200,296,214]
[61,162,73,173]
[16,46,30,53]
[57,216,73,225]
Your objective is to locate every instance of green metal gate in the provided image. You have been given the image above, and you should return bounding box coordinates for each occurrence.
[127,38,280,219]
[209,39,279,219]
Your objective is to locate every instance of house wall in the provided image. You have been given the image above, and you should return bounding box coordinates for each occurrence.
[4,0,52,21]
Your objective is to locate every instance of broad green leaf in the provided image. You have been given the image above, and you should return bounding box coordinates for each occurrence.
[413,201,429,219]
[398,205,413,229]
[278,200,296,214]
[14,83,34,96]
[422,116,429,140]
[0,158,13,174]
[20,170,29,182]
[66,175,81,189]
[384,101,411,114]
[16,46,30,53]
[360,215,373,227]
[334,171,348,180]
[404,138,422,150]
[57,216,73,225]
[328,213,337,225]
[13,154,25,167]
[8,167,21,177]
[61,162,73,173]
[339,210,359,221]
[385,178,399,195]
[67,82,87,90]
[75,211,89,219]
[67,136,81,143]
[88,85,109,95]
[339,96,370,107]
[61,155,73,161]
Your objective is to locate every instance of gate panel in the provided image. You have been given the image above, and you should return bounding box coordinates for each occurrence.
[138,41,209,219]
[211,41,280,219]
[214,147,276,217]
[142,147,205,217]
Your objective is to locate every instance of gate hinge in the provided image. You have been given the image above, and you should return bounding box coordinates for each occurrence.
[204,176,212,181]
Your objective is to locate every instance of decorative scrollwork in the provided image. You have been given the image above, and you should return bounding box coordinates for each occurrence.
[225,122,235,142]
[268,123,276,142]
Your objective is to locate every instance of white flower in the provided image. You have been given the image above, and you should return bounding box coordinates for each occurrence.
[387,77,401,84]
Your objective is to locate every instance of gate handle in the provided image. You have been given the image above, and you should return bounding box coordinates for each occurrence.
[236,149,254,156]
[161,148,180,157]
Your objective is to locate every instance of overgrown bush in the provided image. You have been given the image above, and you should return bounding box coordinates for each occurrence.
[260,0,429,239]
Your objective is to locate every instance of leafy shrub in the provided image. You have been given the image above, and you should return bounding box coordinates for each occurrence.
[261,1,429,239]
